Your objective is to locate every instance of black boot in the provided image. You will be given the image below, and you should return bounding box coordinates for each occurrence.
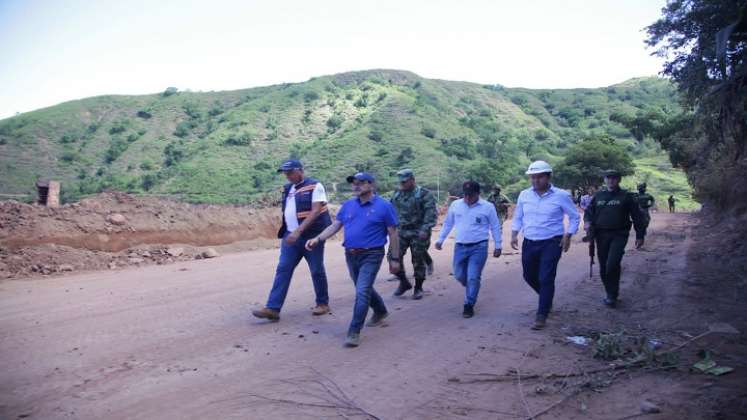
[412,279,425,300]
[394,279,413,297]
[462,304,474,318]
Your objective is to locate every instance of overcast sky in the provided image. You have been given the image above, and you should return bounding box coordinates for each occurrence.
[0,0,667,119]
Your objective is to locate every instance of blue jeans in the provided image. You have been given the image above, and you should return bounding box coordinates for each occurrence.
[266,233,329,311]
[521,237,563,316]
[453,241,489,306]
[345,250,387,334]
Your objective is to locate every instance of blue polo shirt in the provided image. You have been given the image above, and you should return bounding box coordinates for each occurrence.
[336,195,399,249]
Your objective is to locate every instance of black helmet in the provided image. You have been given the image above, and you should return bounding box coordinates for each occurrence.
[637,182,647,191]
[602,169,622,178]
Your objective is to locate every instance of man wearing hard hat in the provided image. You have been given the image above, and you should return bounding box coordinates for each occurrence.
[511,161,580,330]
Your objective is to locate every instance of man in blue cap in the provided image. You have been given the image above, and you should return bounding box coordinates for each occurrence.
[252,159,333,321]
[306,172,400,348]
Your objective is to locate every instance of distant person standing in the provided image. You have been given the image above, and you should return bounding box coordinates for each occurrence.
[306,172,400,348]
[435,181,502,318]
[636,183,655,229]
[252,160,332,322]
[668,195,677,213]
[487,185,511,223]
[584,170,647,308]
[389,169,437,300]
[511,161,580,330]
[580,188,594,212]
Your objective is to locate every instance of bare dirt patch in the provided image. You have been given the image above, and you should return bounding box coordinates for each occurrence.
[0,192,282,279]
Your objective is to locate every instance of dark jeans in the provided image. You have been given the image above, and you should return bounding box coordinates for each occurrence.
[345,250,387,334]
[453,241,489,306]
[595,230,629,300]
[521,236,563,316]
[266,233,328,311]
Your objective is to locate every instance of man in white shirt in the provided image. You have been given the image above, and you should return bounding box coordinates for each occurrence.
[252,160,333,321]
[511,161,580,330]
[436,181,502,318]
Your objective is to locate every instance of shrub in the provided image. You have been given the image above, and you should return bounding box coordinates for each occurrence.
[136,110,152,119]
[174,122,191,138]
[304,91,320,102]
[141,174,157,191]
[60,151,79,163]
[127,133,140,143]
[182,103,201,119]
[105,138,129,163]
[162,87,178,97]
[259,104,270,113]
[87,123,99,133]
[224,132,252,146]
[421,127,436,139]
[140,160,154,170]
[367,130,383,142]
[163,143,185,166]
[60,133,78,143]
[208,101,224,116]
[109,121,127,135]
[326,115,344,131]
[354,96,368,108]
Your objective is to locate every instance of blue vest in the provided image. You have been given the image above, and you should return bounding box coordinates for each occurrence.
[278,177,332,239]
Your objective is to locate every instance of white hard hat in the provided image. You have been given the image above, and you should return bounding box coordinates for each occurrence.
[525,160,553,175]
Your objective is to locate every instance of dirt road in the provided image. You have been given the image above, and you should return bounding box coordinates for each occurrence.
[1,213,744,419]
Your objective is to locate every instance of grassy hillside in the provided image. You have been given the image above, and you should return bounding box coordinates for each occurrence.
[0,69,697,209]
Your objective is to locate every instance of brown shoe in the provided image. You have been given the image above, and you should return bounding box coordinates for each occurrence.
[252,307,280,321]
[311,304,330,316]
[531,314,547,330]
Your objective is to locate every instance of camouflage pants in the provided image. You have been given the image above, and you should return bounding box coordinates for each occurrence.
[394,230,430,286]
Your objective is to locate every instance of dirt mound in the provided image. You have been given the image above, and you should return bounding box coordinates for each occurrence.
[0,192,284,279]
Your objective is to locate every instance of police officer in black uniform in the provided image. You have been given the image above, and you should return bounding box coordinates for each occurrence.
[583,170,647,308]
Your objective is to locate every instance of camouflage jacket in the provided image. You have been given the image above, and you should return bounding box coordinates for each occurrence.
[487,193,511,214]
[390,186,437,233]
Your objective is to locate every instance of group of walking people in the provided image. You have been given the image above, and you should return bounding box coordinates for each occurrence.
[252,159,648,347]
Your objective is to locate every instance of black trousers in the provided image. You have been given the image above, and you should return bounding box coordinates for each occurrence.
[594,230,629,300]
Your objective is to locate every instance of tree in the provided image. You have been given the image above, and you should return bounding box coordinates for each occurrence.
[645,0,747,207]
[555,136,635,190]
[162,87,178,97]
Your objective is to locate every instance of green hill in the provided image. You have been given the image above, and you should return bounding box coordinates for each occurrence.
[0,69,696,210]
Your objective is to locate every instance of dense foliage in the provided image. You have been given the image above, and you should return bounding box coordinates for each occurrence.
[645,0,747,209]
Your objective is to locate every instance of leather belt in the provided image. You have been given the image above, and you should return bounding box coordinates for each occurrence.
[346,247,385,255]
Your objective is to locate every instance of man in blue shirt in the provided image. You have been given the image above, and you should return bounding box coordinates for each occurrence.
[511,160,580,330]
[435,181,502,318]
[306,172,400,348]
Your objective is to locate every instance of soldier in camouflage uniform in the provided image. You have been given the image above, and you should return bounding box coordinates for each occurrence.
[636,183,655,229]
[487,185,511,222]
[390,169,437,300]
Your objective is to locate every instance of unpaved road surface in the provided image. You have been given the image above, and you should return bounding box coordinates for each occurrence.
[1,213,744,419]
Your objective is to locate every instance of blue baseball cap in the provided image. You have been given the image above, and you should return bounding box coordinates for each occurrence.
[277,159,304,173]
[346,172,375,183]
